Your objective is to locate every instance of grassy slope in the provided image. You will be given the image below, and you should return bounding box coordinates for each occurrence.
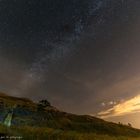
[0,93,140,140]
[0,125,140,140]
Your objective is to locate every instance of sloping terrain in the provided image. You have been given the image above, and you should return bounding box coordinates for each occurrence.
[0,93,140,140]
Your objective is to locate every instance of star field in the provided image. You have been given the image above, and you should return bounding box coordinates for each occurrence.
[0,0,140,128]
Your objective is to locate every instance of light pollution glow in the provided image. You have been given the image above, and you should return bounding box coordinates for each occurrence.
[98,94,140,118]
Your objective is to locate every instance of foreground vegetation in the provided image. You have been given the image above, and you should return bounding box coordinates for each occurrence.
[0,93,140,139]
[0,125,140,140]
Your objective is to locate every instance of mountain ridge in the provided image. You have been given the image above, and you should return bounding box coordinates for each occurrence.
[0,93,140,139]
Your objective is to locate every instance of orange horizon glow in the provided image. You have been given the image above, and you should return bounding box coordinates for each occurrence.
[98,94,140,119]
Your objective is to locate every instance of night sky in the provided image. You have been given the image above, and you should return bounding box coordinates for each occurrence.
[0,0,140,128]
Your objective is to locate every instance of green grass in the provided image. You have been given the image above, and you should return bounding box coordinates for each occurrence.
[0,125,140,140]
[0,93,140,140]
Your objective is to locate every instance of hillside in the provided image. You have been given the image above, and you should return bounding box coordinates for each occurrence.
[0,93,140,140]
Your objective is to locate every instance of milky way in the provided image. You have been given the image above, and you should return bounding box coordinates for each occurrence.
[0,0,140,128]
[0,0,104,98]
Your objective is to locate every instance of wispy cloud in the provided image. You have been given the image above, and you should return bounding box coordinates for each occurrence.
[101,101,117,107]
[98,95,140,118]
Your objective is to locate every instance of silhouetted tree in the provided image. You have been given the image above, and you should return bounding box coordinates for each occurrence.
[37,99,51,111]
[39,100,50,107]
[128,123,132,127]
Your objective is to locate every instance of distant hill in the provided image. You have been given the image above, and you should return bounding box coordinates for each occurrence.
[0,93,140,140]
